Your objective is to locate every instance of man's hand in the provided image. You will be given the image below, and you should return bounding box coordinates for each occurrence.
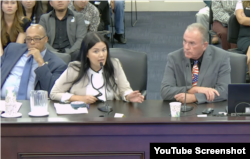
[27,48,44,66]
[174,93,197,103]
[194,87,220,102]
[110,0,115,13]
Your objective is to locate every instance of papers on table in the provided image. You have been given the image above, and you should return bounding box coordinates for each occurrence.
[54,103,88,114]
[0,100,22,112]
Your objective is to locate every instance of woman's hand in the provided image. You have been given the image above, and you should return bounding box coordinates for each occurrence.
[70,95,97,104]
[126,91,144,103]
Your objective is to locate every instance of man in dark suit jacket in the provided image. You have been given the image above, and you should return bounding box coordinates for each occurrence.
[39,0,87,61]
[161,23,231,104]
[1,24,67,99]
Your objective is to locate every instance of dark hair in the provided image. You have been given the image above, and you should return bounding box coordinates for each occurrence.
[71,32,117,92]
[22,1,44,23]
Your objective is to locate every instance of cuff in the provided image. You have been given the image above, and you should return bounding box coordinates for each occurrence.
[61,92,74,103]
[122,90,133,102]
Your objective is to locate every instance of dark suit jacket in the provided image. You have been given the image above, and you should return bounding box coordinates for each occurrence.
[1,43,67,95]
[161,45,231,104]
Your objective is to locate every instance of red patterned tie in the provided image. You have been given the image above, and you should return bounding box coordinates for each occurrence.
[192,60,199,87]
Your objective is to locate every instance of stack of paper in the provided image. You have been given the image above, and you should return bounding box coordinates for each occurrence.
[54,103,88,114]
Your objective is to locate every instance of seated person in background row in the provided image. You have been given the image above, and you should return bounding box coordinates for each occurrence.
[212,0,237,50]
[196,0,219,44]
[39,0,87,61]
[161,23,231,104]
[235,0,250,72]
[1,24,67,100]
[50,32,144,104]
[1,0,31,56]
[68,0,100,32]
[89,1,110,32]
[22,0,44,24]
[41,0,53,13]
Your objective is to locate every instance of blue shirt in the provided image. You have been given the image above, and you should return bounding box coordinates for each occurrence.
[1,49,46,99]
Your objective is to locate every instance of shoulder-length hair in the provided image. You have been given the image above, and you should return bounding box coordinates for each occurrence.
[22,1,44,23]
[243,1,250,8]
[71,32,117,92]
[1,1,24,47]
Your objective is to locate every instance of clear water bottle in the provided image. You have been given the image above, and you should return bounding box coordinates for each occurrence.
[5,87,17,115]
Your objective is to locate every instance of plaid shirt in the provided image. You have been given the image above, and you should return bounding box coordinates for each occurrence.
[212,0,237,24]
[68,2,100,32]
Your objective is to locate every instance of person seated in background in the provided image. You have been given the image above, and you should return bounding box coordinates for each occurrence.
[21,0,44,24]
[235,0,250,72]
[196,0,219,44]
[110,0,126,44]
[39,0,87,61]
[50,32,144,104]
[1,24,67,100]
[89,1,110,32]
[68,0,100,32]
[1,0,30,56]
[161,23,231,104]
[41,0,53,13]
[212,0,237,50]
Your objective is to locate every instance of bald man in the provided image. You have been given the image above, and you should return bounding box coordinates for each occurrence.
[1,24,67,100]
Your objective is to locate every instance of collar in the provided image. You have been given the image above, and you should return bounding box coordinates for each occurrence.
[50,8,73,18]
[88,67,103,75]
[190,52,204,64]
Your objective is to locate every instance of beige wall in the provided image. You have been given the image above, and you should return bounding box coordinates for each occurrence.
[125,1,206,12]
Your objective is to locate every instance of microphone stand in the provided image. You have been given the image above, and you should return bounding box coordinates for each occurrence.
[97,62,113,113]
[181,63,193,112]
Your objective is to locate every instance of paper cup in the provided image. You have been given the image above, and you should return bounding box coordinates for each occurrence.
[170,102,181,117]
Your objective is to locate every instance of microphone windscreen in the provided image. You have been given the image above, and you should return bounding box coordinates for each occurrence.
[100,62,103,67]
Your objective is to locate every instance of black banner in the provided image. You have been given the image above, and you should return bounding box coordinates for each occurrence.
[150,143,248,158]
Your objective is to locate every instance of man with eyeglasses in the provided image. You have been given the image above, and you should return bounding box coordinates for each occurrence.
[1,24,67,100]
[161,23,231,104]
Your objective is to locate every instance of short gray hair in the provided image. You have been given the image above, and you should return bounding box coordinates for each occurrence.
[186,23,208,43]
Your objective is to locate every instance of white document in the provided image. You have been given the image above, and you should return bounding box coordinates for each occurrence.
[0,100,22,112]
[54,103,88,114]
[114,113,124,118]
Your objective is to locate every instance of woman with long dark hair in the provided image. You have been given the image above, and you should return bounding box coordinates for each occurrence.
[1,0,30,55]
[50,32,144,104]
[21,0,44,24]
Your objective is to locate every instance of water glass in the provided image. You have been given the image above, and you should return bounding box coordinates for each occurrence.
[30,90,48,113]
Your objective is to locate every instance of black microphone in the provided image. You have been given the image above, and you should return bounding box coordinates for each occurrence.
[97,62,113,113]
[181,63,193,112]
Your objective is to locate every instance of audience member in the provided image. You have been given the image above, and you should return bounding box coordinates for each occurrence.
[50,32,144,104]
[89,1,110,31]
[68,0,100,32]
[161,23,231,104]
[110,0,126,44]
[39,0,87,61]
[1,0,30,55]
[196,0,219,44]
[22,0,44,24]
[212,0,237,50]
[235,0,250,72]
[1,24,67,100]
[41,1,53,13]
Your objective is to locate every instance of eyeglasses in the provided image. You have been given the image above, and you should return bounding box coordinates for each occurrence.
[25,36,46,43]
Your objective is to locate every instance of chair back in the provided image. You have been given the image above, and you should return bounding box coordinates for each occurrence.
[228,52,247,83]
[227,14,240,44]
[109,48,147,92]
[53,52,71,64]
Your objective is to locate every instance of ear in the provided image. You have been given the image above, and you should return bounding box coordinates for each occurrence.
[203,41,208,51]
[49,1,53,7]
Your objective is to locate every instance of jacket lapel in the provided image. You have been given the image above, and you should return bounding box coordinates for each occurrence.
[67,15,74,46]
[182,56,192,86]
[49,17,56,45]
[197,47,212,86]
